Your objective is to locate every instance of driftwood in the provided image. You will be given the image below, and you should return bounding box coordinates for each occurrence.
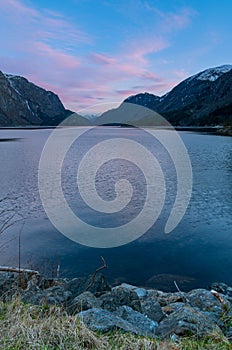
[86,256,107,291]
[0,266,40,276]
[211,289,228,312]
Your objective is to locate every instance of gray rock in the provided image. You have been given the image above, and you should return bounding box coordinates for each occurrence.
[99,286,141,312]
[21,285,72,306]
[157,292,187,307]
[201,311,225,329]
[187,289,229,315]
[78,308,145,336]
[210,282,232,300]
[112,283,147,298]
[64,273,111,299]
[162,302,186,315]
[141,298,164,322]
[67,291,102,315]
[0,273,18,300]
[155,305,222,338]
[114,305,157,337]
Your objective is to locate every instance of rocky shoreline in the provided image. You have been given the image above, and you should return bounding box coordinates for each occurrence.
[217,126,232,136]
[1,272,232,341]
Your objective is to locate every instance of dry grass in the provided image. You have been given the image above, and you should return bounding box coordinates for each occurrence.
[0,298,231,350]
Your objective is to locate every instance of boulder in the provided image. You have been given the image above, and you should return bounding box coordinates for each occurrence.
[210,282,232,300]
[112,283,147,298]
[162,302,186,315]
[140,298,164,322]
[99,286,141,312]
[187,289,229,315]
[77,308,146,336]
[63,273,110,298]
[155,305,222,338]
[67,291,102,315]
[114,305,157,337]
[21,285,72,306]
[157,292,187,307]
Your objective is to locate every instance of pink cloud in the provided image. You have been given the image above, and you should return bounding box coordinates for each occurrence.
[115,89,139,96]
[32,42,80,69]
[143,4,196,33]
[141,71,159,80]
[0,0,194,112]
[0,0,37,17]
[0,0,90,46]
[168,8,196,30]
[89,53,117,65]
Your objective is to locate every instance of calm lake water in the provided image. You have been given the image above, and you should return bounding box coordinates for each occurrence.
[0,127,231,291]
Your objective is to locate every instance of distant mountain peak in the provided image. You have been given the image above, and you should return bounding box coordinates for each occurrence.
[190,64,232,82]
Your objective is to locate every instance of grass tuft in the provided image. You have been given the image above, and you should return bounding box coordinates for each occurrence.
[0,298,232,349]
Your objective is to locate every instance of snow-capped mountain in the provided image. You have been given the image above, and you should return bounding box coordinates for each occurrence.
[0,71,67,126]
[123,65,232,126]
[190,65,232,82]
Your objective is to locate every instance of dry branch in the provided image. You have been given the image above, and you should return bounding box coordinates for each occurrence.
[174,280,190,303]
[86,256,107,291]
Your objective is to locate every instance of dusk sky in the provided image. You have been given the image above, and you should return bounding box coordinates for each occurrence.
[0,0,231,113]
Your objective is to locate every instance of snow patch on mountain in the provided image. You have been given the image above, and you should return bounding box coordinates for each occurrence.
[193,65,232,82]
[5,74,22,96]
[26,100,34,114]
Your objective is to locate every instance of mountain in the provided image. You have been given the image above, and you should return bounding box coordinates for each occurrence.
[96,100,166,127]
[1,65,231,127]
[0,71,89,126]
[123,65,232,126]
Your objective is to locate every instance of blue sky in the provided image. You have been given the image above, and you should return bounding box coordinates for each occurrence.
[0,0,231,112]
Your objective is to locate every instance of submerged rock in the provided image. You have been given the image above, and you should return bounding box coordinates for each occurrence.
[146,274,195,292]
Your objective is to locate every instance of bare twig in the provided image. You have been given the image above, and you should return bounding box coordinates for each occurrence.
[86,256,107,291]
[0,196,23,235]
[174,280,190,303]
[18,222,25,286]
[57,260,60,279]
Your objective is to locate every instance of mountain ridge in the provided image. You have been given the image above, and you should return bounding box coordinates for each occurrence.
[123,64,232,126]
[0,65,231,126]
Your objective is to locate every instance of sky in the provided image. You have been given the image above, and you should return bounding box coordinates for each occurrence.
[0,0,231,113]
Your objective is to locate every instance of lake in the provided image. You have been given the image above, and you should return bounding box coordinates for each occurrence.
[0,127,231,291]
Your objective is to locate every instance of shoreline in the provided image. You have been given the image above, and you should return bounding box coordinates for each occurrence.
[1,271,232,345]
[0,125,228,132]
